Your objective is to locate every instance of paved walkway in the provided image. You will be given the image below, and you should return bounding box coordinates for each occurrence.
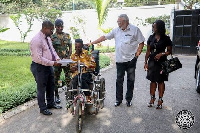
[0,53,200,133]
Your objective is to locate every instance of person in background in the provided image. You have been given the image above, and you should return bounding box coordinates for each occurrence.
[195,40,200,79]
[51,19,72,104]
[30,20,62,116]
[144,20,172,109]
[88,14,145,107]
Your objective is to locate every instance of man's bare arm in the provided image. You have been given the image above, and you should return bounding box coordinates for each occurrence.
[89,36,107,45]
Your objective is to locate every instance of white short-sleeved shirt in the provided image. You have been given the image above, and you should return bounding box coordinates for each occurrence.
[105,24,145,63]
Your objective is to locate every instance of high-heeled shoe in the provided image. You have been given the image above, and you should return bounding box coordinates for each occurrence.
[156,98,163,109]
[148,95,156,107]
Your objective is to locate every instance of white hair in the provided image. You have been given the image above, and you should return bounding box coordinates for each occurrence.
[119,14,129,23]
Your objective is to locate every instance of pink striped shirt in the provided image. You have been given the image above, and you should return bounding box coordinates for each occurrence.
[30,31,60,66]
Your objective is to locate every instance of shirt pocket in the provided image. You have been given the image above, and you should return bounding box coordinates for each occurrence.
[123,35,133,45]
[121,35,135,52]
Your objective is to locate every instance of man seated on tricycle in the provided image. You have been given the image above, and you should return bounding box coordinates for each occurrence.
[70,39,96,98]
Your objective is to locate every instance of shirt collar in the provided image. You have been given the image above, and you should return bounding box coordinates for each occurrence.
[40,31,47,39]
[126,24,130,30]
[119,24,130,31]
[74,48,85,56]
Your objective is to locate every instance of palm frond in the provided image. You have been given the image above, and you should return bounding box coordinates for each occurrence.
[94,0,111,27]
[100,0,111,25]
[0,27,10,33]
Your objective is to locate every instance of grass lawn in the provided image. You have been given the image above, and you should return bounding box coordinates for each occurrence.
[0,56,34,89]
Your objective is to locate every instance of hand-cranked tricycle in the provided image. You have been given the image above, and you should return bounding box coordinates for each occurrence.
[63,49,106,133]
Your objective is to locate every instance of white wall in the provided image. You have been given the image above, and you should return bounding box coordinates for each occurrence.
[0,4,176,45]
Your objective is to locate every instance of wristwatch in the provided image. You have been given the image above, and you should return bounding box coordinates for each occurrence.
[162,52,165,55]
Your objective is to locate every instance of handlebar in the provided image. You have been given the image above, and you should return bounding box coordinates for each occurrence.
[78,60,84,74]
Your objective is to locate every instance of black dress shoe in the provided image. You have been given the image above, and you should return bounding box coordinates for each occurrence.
[114,101,122,107]
[55,95,61,104]
[47,104,62,109]
[40,109,52,115]
[126,101,132,107]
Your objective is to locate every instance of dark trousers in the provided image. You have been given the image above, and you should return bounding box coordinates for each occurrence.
[31,62,55,111]
[54,65,71,96]
[116,57,137,102]
[72,73,93,96]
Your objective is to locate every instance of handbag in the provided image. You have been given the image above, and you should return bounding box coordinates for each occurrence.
[161,55,182,75]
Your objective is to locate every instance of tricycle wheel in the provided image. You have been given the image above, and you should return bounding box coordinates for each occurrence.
[76,99,83,133]
[95,106,99,115]
[100,99,104,109]
[99,78,105,99]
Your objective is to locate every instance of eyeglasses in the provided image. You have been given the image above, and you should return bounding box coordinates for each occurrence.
[117,20,125,24]
[48,28,54,32]
[51,29,54,32]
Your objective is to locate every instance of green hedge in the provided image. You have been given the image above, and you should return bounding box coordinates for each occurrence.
[0,40,29,49]
[99,54,111,69]
[0,49,30,56]
[95,46,115,53]
[0,82,37,113]
[0,44,116,56]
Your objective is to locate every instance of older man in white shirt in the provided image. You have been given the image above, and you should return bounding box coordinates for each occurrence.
[89,14,145,107]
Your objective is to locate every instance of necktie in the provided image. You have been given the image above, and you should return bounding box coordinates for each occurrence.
[46,37,56,61]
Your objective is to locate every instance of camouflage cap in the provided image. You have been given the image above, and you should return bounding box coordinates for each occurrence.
[55,19,64,26]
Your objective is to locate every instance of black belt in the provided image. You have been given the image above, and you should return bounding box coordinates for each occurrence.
[32,61,51,68]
